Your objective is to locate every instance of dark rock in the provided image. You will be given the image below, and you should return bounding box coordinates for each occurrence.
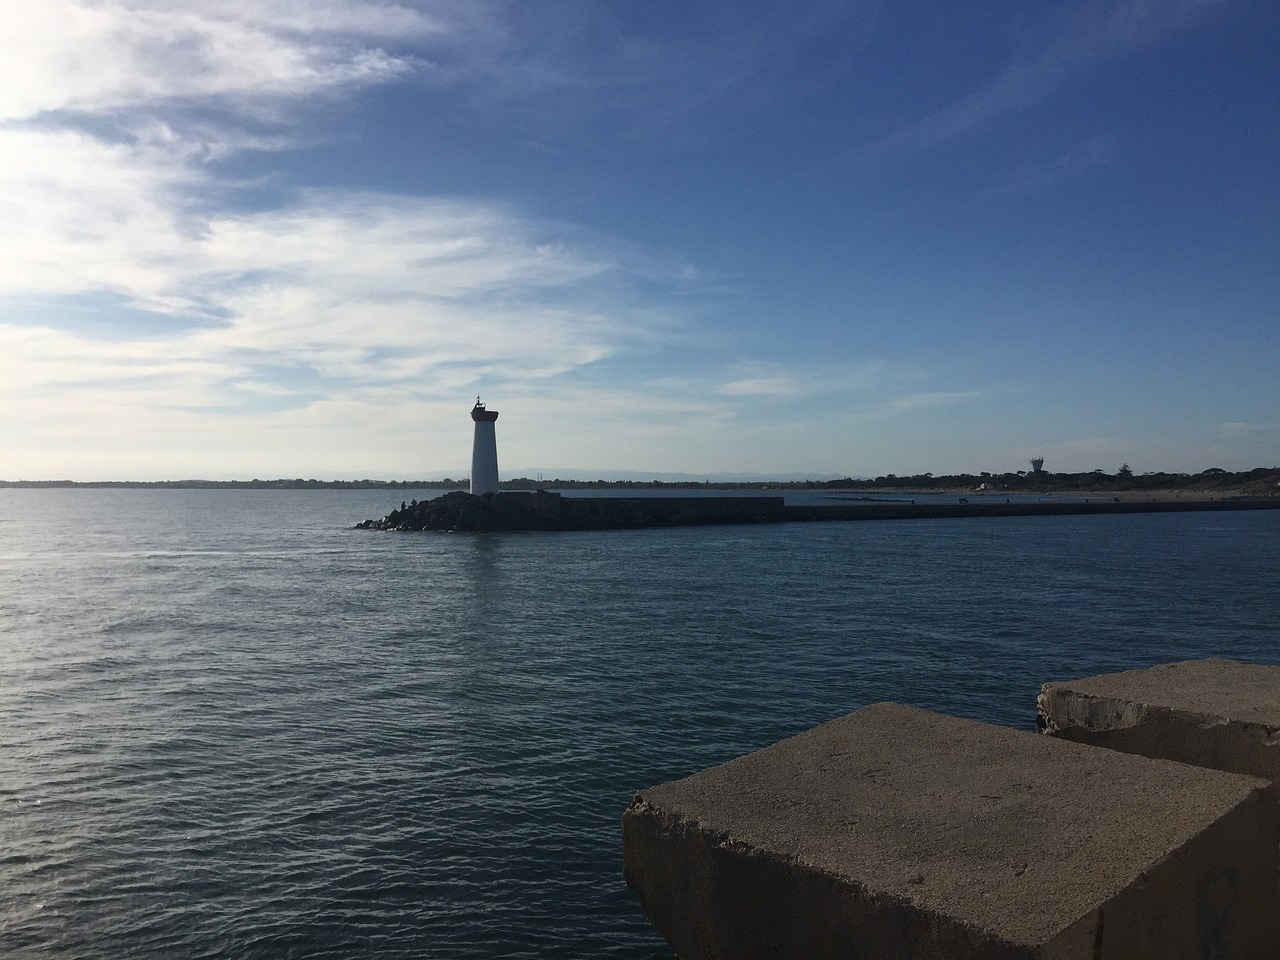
[355,492,1280,533]
[355,492,787,532]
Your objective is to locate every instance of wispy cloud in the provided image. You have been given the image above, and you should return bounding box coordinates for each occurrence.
[883,389,989,413]
[15,2,1239,479]
[408,1,883,141]
[1,1,435,121]
[976,137,1112,199]
[1,185,653,400]
[0,1,707,477]
[718,359,893,398]
[872,0,1227,153]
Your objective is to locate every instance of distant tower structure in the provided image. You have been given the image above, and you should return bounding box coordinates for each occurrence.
[470,397,500,495]
[1030,457,1045,474]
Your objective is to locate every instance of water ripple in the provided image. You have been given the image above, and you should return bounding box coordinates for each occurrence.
[2,491,1278,957]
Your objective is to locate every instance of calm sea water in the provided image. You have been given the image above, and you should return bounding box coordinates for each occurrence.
[2,489,1277,958]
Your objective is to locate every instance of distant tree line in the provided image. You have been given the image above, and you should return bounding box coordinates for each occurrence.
[501,467,1279,495]
[806,466,1280,496]
[2,467,1276,494]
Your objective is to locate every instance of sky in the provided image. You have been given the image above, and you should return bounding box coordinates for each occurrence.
[1,0,1276,480]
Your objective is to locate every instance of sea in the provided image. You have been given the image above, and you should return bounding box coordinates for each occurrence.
[2,487,1277,958]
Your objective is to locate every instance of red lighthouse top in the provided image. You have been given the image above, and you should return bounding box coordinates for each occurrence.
[471,396,499,422]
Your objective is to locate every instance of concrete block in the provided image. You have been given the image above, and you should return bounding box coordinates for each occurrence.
[1038,658,1280,782]
[623,702,1278,960]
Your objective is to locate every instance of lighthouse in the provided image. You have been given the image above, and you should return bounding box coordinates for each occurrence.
[470,397,500,495]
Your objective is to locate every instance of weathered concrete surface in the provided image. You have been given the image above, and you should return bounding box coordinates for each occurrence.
[1038,658,1280,782]
[623,702,1278,960]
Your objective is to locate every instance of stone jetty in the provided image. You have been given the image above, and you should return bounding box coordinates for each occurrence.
[355,491,786,531]
[356,490,1280,532]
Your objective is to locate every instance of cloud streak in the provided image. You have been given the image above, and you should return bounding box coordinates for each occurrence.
[872,0,1228,152]
[1,0,435,121]
[0,1,702,477]
[2,1,1092,479]
[718,359,894,399]
[400,1,884,143]
[1,185,647,399]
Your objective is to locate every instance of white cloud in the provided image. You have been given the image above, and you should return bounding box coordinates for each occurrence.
[885,390,988,413]
[0,0,435,121]
[0,0,999,479]
[718,359,894,399]
[720,377,807,398]
[0,3,655,400]
[0,125,202,303]
[0,184,643,399]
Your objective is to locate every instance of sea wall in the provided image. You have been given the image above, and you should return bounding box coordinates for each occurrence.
[558,495,785,529]
[782,497,1280,522]
[356,491,786,531]
[357,492,1280,532]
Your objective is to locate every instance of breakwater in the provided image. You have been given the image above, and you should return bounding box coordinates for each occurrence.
[356,490,787,531]
[356,490,1280,531]
[784,496,1280,522]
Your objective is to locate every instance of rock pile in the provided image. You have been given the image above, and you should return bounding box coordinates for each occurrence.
[355,491,562,532]
[355,491,789,532]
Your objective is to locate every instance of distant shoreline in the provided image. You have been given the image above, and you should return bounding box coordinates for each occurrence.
[0,479,452,490]
[2,466,1277,499]
[1,474,1277,500]
[848,487,1272,502]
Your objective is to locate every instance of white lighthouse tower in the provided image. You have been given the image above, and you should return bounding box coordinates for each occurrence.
[470,397,500,495]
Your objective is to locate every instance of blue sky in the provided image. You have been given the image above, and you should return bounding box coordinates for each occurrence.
[2,0,1276,480]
